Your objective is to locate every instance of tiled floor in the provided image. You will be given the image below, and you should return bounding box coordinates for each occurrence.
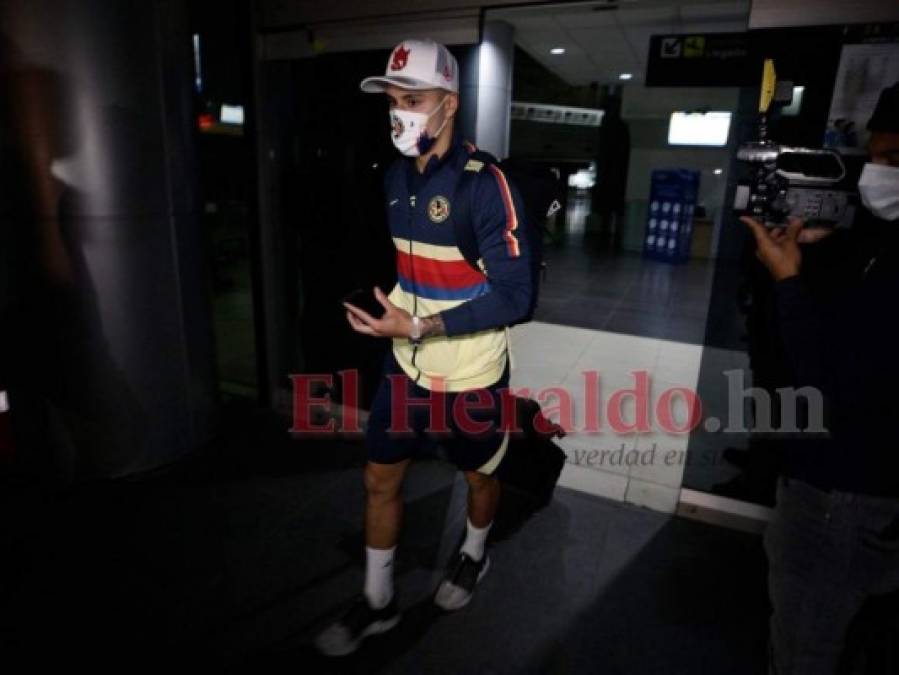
[534,195,715,346]
[510,322,703,512]
[0,406,769,671]
[512,196,762,510]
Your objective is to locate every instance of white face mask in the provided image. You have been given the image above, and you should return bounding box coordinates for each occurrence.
[858,162,899,221]
[389,95,449,157]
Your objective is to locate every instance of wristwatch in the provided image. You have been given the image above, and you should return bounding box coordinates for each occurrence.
[409,315,423,345]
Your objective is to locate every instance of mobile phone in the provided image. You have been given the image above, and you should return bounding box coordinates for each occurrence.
[342,287,385,319]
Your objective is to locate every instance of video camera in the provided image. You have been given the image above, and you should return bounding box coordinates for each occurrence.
[733,60,861,228]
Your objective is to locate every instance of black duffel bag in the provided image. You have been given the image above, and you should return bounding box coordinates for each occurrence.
[494,396,566,511]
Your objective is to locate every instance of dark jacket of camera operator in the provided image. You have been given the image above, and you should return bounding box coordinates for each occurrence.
[743,83,899,498]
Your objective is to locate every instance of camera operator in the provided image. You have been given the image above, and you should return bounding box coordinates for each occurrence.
[742,82,899,675]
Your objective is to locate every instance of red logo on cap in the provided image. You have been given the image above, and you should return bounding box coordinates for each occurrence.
[443,63,452,80]
[390,45,410,71]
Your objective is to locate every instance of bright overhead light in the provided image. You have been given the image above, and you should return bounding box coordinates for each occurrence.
[550,47,566,55]
[713,168,723,175]
[619,73,633,80]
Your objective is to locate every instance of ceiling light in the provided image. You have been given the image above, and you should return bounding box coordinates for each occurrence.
[619,73,633,81]
[713,168,723,175]
[550,47,566,55]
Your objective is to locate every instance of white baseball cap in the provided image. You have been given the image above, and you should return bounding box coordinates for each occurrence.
[360,38,459,94]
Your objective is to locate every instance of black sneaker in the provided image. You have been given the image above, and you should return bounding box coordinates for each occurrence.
[314,594,401,657]
[433,551,490,611]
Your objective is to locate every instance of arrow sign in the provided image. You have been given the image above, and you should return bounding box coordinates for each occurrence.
[661,37,682,58]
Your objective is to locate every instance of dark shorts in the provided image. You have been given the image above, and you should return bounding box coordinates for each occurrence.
[365,350,511,474]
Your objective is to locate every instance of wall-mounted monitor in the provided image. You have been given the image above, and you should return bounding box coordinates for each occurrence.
[668,111,732,147]
[220,104,245,126]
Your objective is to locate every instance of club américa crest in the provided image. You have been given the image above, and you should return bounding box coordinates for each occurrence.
[428,195,450,223]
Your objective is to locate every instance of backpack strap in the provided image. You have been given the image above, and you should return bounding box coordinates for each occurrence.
[453,143,497,274]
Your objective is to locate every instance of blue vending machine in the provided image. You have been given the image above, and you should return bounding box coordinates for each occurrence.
[642,169,700,264]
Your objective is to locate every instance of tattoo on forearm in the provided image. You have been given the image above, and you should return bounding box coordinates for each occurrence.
[420,314,446,338]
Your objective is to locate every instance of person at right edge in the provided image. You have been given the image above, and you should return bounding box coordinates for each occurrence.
[743,82,899,675]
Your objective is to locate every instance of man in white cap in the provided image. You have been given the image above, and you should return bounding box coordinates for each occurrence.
[315,38,533,656]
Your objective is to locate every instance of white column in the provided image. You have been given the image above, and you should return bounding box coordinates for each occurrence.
[475,20,515,159]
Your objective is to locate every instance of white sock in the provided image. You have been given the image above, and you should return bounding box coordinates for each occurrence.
[460,518,492,562]
[363,545,396,609]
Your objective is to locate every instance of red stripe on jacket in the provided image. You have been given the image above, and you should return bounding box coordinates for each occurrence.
[396,249,487,290]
